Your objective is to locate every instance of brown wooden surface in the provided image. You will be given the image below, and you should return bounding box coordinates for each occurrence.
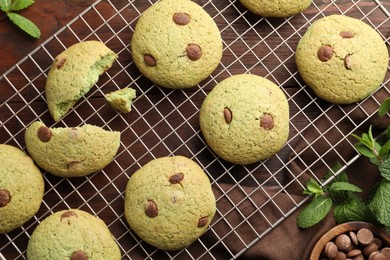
[1,0,390,259]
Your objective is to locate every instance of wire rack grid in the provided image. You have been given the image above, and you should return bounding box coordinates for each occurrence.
[0,0,389,259]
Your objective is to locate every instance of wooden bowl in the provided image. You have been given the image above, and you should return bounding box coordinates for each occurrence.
[310,221,390,260]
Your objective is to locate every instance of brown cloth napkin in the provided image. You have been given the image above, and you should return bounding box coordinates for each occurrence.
[211,88,389,259]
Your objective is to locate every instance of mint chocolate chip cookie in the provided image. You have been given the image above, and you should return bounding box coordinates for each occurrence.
[296,15,389,104]
[25,121,120,177]
[131,0,223,89]
[199,74,290,165]
[46,40,118,121]
[124,156,216,250]
[239,0,313,17]
[27,209,121,260]
[0,144,44,234]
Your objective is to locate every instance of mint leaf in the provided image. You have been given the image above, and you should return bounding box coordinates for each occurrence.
[297,196,332,228]
[0,0,12,12]
[353,142,377,158]
[379,159,390,181]
[379,139,390,159]
[303,178,323,197]
[352,133,372,148]
[369,179,390,226]
[334,194,376,224]
[11,0,34,11]
[7,12,40,38]
[379,97,390,116]
[385,124,390,140]
[329,182,362,193]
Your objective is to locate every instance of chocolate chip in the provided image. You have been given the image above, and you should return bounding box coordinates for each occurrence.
[369,251,381,260]
[186,44,202,61]
[344,54,352,70]
[144,54,156,67]
[347,249,362,258]
[0,189,11,207]
[324,241,338,258]
[169,173,184,184]
[173,12,190,25]
[55,56,67,69]
[60,211,78,221]
[70,250,88,260]
[224,107,232,124]
[371,252,387,260]
[357,228,374,246]
[260,114,274,130]
[382,247,390,257]
[335,233,352,252]
[340,31,355,38]
[145,200,158,218]
[352,254,364,260]
[335,251,347,260]
[363,243,379,256]
[317,45,333,62]
[197,216,208,227]
[37,126,52,142]
[350,231,359,246]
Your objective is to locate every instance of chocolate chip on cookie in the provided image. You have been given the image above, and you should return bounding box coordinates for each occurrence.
[37,126,52,142]
[0,189,11,207]
[169,173,184,184]
[186,44,202,61]
[70,250,88,260]
[173,12,190,25]
[317,45,333,62]
[145,200,158,218]
[144,54,156,67]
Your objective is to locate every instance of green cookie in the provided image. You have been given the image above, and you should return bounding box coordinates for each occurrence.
[0,144,44,234]
[27,209,121,260]
[124,156,216,250]
[25,121,120,177]
[199,74,290,165]
[105,87,136,113]
[131,0,223,89]
[46,40,118,121]
[239,0,313,17]
[296,15,389,104]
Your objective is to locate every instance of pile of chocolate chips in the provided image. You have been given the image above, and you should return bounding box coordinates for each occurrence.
[321,228,390,260]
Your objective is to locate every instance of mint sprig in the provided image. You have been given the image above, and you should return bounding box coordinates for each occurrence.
[0,0,40,38]
[298,97,390,230]
[297,165,364,229]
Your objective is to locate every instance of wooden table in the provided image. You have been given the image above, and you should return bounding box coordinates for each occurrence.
[1,1,389,259]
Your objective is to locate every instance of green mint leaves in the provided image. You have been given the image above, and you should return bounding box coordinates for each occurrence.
[297,164,363,228]
[7,12,40,38]
[369,179,390,227]
[378,97,390,117]
[334,194,375,224]
[303,178,324,197]
[297,196,332,228]
[0,0,40,38]
[298,97,390,230]
[10,0,34,11]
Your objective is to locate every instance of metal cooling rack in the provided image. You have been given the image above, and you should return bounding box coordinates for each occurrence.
[1,0,389,259]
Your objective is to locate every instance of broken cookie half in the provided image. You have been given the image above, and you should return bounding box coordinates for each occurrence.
[25,121,120,177]
[45,40,118,121]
